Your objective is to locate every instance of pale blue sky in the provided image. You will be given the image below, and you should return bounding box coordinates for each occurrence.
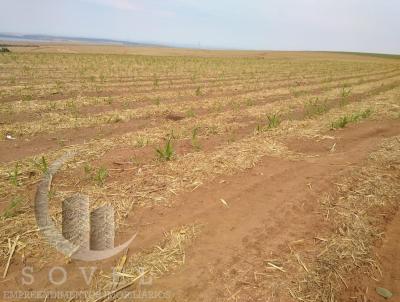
[0,0,399,53]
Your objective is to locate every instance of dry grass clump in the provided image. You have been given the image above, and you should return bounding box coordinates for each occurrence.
[289,136,400,302]
[89,224,200,301]
[123,225,200,279]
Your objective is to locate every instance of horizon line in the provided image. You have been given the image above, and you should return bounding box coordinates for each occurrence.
[1,32,400,56]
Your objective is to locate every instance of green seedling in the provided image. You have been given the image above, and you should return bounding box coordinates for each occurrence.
[195,87,202,96]
[156,138,174,161]
[8,163,20,186]
[340,86,352,106]
[48,102,57,110]
[3,196,24,218]
[358,108,372,119]
[108,115,123,123]
[34,156,49,174]
[331,116,349,129]
[48,189,57,200]
[186,108,196,118]
[191,127,201,150]
[304,98,328,117]
[266,113,281,129]
[169,130,177,139]
[84,163,92,176]
[246,98,255,107]
[330,109,372,129]
[22,94,33,102]
[255,124,264,134]
[66,100,77,113]
[153,97,161,106]
[135,137,148,147]
[94,167,108,186]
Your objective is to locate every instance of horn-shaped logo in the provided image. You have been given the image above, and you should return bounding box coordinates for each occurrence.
[34,153,136,261]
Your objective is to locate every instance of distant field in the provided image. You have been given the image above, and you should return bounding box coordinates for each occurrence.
[0,45,399,301]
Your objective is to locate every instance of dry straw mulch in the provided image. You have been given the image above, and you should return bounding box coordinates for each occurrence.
[288,136,400,302]
[89,224,200,302]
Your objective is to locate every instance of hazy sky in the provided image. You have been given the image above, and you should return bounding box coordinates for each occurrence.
[1,0,399,53]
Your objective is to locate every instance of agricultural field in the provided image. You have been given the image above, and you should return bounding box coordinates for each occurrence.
[0,46,400,301]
